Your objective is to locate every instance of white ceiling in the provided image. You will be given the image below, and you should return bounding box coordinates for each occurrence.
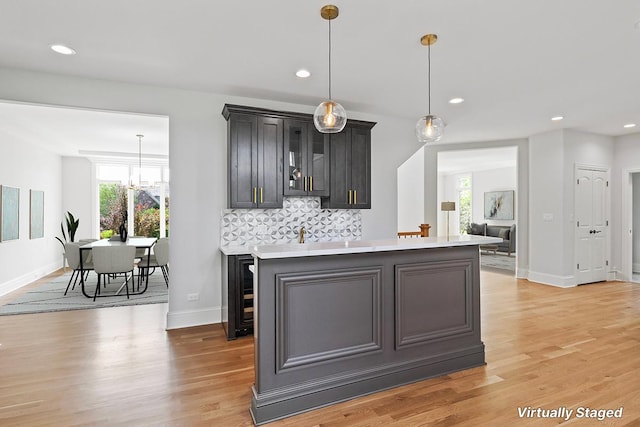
[0,0,639,153]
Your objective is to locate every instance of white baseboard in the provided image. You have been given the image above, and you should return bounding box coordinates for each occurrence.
[516,268,528,279]
[166,306,221,330]
[527,271,576,288]
[0,261,62,297]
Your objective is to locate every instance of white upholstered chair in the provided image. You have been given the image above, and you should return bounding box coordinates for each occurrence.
[138,237,169,287]
[91,246,137,301]
[63,242,94,296]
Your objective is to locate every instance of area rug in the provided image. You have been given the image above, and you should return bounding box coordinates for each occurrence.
[480,252,516,273]
[0,270,168,316]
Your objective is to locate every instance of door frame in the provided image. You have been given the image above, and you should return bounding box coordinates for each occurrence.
[573,164,611,285]
[621,167,640,282]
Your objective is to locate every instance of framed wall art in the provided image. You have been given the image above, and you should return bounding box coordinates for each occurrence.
[30,189,44,239]
[484,190,514,220]
[1,185,20,242]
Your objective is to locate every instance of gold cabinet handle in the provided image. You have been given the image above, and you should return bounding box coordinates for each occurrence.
[348,190,352,204]
[260,187,263,203]
[304,176,308,192]
[354,190,357,205]
[253,187,257,204]
[310,176,313,192]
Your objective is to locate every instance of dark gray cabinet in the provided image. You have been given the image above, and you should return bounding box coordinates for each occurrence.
[322,123,374,209]
[222,254,254,340]
[283,119,330,197]
[223,104,375,209]
[224,107,283,209]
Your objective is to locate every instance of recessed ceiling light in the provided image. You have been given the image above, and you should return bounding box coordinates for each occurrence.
[551,116,564,121]
[50,44,76,55]
[448,97,464,104]
[624,123,636,128]
[296,69,311,78]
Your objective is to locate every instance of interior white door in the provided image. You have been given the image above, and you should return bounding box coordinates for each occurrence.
[575,168,608,285]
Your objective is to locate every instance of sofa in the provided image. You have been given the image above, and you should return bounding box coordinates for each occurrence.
[467,222,516,256]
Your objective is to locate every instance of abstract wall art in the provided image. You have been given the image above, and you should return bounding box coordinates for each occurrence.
[30,190,44,239]
[484,190,514,220]
[1,185,20,242]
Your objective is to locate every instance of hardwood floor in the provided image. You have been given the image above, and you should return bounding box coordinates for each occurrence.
[1,271,639,426]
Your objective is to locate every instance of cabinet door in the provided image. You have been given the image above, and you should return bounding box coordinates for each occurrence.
[256,116,283,208]
[284,120,308,196]
[228,114,258,208]
[325,129,351,209]
[307,127,330,197]
[349,126,371,209]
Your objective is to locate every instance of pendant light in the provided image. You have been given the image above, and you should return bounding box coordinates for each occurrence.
[313,5,347,133]
[416,34,445,143]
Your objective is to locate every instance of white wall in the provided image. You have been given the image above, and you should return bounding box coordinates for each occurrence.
[529,129,614,287]
[0,135,62,294]
[0,67,418,329]
[611,132,640,281]
[633,173,640,272]
[397,147,424,232]
[529,131,566,284]
[61,157,94,239]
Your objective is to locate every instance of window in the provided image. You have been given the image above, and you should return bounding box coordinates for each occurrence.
[97,163,169,239]
[458,175,472,234]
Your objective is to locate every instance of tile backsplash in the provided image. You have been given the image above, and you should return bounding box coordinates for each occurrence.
[220,197,361,246]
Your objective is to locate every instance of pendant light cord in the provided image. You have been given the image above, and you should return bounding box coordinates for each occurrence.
[428,42,431,115]
[328,17,332,101]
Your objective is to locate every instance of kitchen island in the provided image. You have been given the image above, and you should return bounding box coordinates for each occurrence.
[249,235,501,425]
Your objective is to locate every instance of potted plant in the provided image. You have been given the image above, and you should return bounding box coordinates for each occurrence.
[56,212,80,270]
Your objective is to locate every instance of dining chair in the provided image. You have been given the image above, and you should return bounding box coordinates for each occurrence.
[63,242,94,295]
[91,246,137,301]
[138,237,169,287]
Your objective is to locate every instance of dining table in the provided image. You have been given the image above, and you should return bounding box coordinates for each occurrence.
[78,237,158,299]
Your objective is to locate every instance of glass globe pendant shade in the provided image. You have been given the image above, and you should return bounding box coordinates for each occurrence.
[415,115,445,143]
[313,100,347,133]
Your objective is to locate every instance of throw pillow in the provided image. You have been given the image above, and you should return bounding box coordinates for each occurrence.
[469,223,486,235]
[498,228,510,240]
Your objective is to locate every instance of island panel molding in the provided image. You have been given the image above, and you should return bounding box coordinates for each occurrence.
[395,260,474,349]
[275,267,383,373]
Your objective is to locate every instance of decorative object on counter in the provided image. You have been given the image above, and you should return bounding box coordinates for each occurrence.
[441,201,456,240]
[298,226,306,244]
[220,197,361,246]
[484,190,514,220]
[118,211,129,242]
[397,223,431,238]
[29,190,44,239]
[416,34,445,143]
[313,5,347,133]
[0,185,20,242]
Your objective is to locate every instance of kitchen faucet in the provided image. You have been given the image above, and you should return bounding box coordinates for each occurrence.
[299,227,305,244]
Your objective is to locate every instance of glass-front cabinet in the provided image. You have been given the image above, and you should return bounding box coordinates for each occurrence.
[283,119,330,197]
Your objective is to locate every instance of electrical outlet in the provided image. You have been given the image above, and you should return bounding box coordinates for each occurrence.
[187,293,199,301]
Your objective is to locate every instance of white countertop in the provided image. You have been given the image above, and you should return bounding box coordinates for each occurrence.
[247,235,502,260]
[219,245,255,256]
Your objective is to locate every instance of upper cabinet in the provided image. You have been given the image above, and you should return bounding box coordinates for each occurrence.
[223,104,375,209]
[224,107,283,209]
[283,119,330,197]
[322,123,374,209]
